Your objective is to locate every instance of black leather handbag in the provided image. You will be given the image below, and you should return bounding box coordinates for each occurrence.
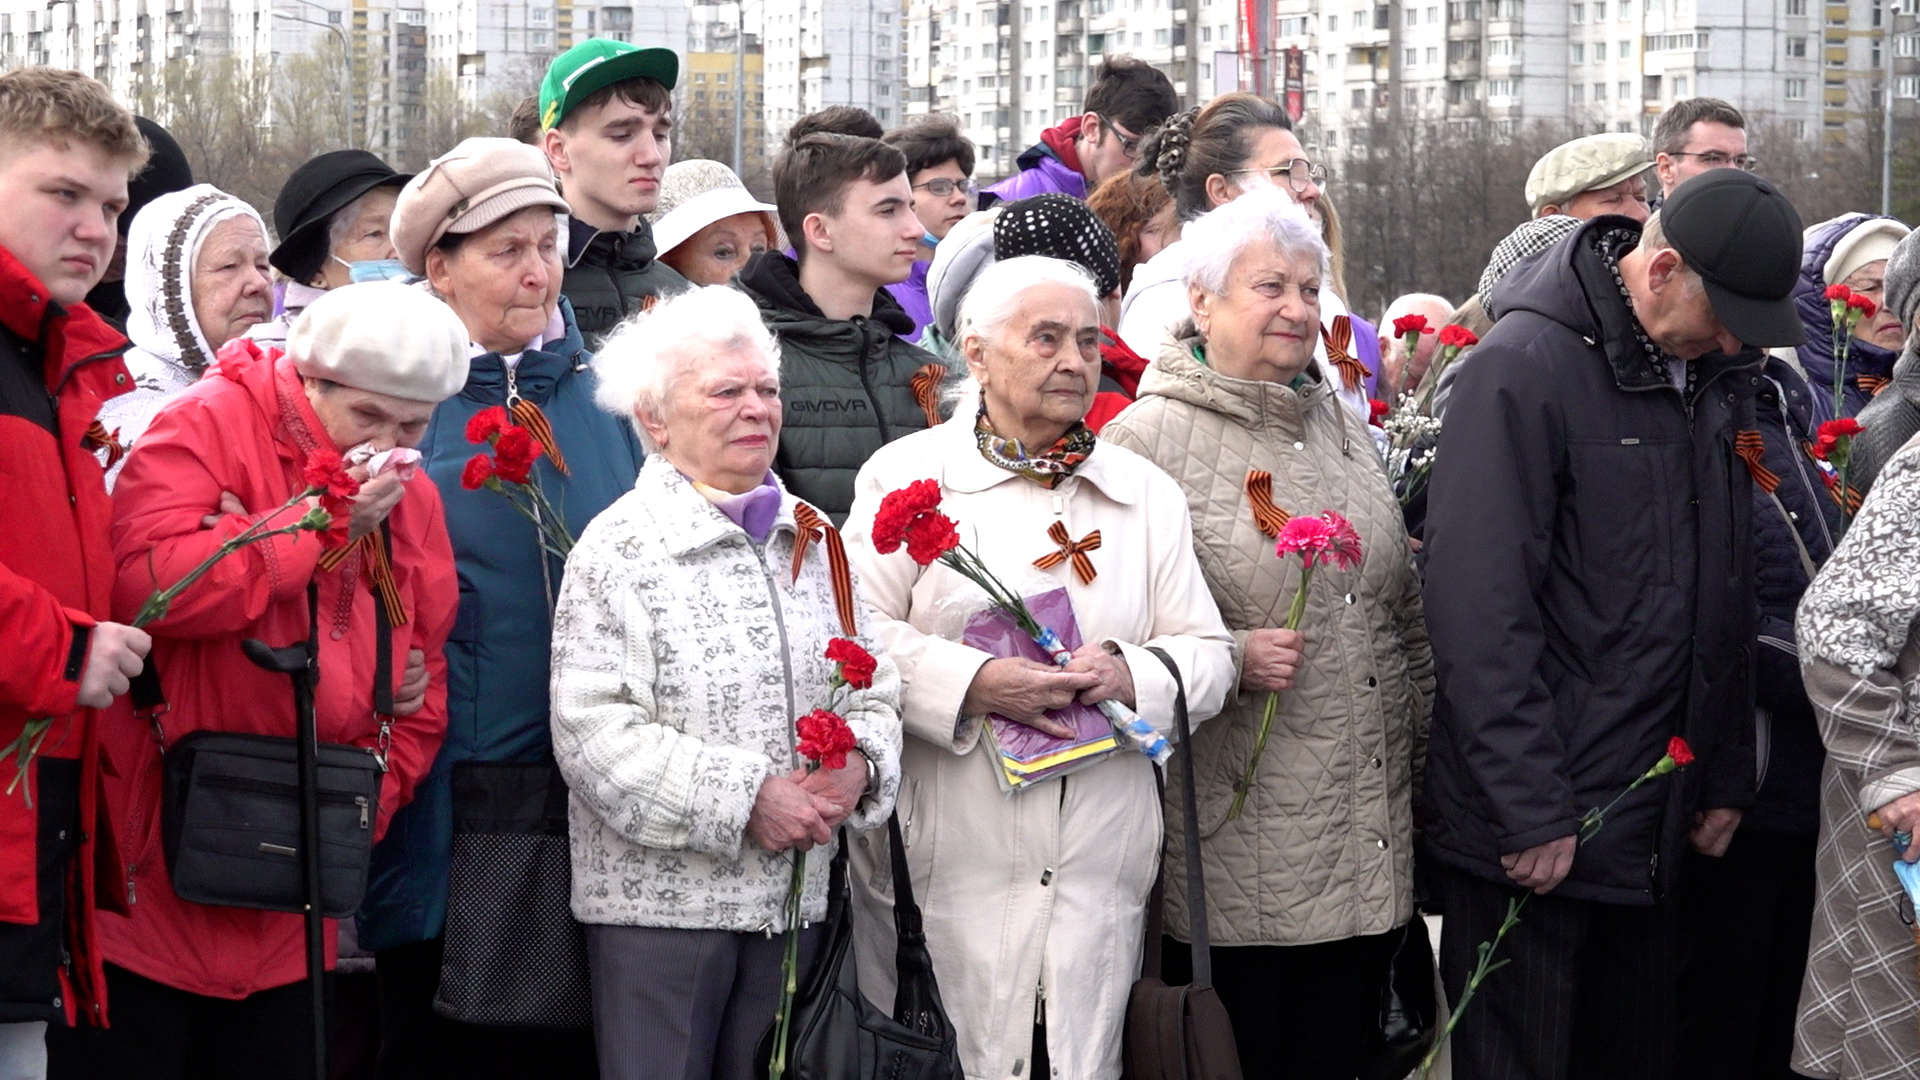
[433,759,593,1029]
[1357,917,1439,1080]
[158,583,387,918]
[1123,647,1243,1080]
[757,813,964,1080]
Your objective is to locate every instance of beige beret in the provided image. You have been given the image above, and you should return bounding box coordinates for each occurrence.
[1525,133,1653,215]
[289,281,471,403]
[390,137,570,274]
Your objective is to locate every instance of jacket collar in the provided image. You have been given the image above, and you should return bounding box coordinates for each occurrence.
[457,296,588,406]
[566,215,661,271]
[1138,331,1334,434]
[642,454,800,558]
[930,410,1138,505]
[0,242,130,393]
[739,251,917,338]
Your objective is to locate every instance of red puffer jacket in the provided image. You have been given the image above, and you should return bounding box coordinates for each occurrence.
[0,243,134,1027]
[99,340,456,1000]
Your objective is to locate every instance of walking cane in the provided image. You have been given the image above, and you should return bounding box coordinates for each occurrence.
[243,585,329,1080]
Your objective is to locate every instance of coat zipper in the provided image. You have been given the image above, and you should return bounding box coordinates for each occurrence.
[853,323,892,443]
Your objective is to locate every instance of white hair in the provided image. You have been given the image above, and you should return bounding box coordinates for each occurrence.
[592,285,780,451]
[956,255,1101,346]
[1380,292,1455,330]
[1179,187,1331,296]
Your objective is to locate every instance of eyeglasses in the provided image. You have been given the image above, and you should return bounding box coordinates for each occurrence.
[1668,150,1759,172]
[1097,115,1143,159]
[912,177,975,198]
[1232,158,1329,194]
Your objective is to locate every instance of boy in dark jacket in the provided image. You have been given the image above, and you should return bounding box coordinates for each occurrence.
[1420,170,1805,1080]
[0,67,152,1070]
[739,133,944,523]
[539,38,688,347]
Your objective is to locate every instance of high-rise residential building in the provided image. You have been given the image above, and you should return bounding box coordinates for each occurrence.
[420,0,688,109]
[680,43,771,185]
[904,0,1917,178]
[759,0,903,162]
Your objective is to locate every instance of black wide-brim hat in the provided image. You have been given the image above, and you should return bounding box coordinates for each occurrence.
[270,149,413,282]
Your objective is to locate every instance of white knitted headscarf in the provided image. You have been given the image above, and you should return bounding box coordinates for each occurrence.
[124,183,268,375]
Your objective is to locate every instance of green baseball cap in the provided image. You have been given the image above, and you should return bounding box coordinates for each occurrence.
[539,38,679,131]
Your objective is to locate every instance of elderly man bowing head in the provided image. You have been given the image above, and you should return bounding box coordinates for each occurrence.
[842,255,1236,1080]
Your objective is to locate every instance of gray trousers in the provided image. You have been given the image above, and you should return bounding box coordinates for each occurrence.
[0,1022,46,1080]
[585,923,826,1080]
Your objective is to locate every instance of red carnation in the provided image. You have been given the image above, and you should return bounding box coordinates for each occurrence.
[466,406,509,445]
[1824,283,1853,303]
[1392,314,1434,337]
[302,457,360,519]
[461,454,495,490]
[1666,736,1694,767]
[796,709,858,770]
[902,512,961,566]
[871,479,949,556]
[1438,324,1480,349]
[1812,417,1864,460]
[1368,398,1390,427]
[492,426,544,485]
[1848,293,1879,318]
[824,637,878,689]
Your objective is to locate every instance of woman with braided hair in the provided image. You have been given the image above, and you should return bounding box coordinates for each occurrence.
[1115,94,1376,424]
[95,184,272,486]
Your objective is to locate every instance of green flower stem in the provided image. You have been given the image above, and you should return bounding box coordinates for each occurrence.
[1226,563,1315,822]
[4,486,325,805]
[1418,896,1527,1075]
[768,848,807,1080]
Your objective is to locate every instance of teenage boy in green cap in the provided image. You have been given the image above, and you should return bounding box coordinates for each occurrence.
[540,38,687,347]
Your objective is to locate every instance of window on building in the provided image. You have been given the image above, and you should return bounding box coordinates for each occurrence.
[1326,129,1339,146]
[1571,3,1583,22]
[1595,42,1607,60]
[1594,80,1607,98]
[1900,74,1920,97]
[1900,33,1920,57]
[1785,0,1806,12]
[1429,5,1440,22]
[1376,5,1391,28]
[1328,13,1339,29]
[1404,46,1416,64]
[1572,42,1584,61]
[1618,79,1631,98]
[1426,46,1438,62]
[1594,0,1606,17]
[1785,76,1806,99]
[1673,75,1687,96]
[1324,90,1337,107]
[1490,37,1514,57]
[1353,7,1368,28]
[1571,83,1585,103]
[1619,0,1632,17]
[1488,77,1513,96]
[1351,87,1368,107]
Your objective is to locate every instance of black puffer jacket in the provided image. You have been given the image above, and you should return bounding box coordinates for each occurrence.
[737,252,943,523]
[561,217,687,348]
[1420,218,1759,905]
[1746,357,1841,838]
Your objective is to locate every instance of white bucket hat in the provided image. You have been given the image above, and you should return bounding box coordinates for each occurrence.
[647,159,778,257]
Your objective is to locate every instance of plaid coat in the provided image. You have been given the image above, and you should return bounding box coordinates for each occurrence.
[1794,433,1920,1079]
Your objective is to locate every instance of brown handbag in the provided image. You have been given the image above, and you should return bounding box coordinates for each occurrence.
[1123,648,1243,1080]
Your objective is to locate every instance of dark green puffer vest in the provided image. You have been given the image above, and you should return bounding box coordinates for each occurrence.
[561,216,688,348]
[737,251,944,524]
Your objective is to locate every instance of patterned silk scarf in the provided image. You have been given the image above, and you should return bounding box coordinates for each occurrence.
[974,406,1096,488]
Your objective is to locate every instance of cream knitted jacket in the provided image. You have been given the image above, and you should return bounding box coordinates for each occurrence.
[549,455,903,930]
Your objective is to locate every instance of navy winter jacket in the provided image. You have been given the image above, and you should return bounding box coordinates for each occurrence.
[1792,214,1901,425]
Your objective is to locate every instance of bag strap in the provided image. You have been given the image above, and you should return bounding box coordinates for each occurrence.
[886,811,927,943]
[373,521,395,716]
[1145,645,1213,989]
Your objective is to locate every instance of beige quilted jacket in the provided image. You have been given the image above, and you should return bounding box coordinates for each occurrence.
[1102,334,1434,947]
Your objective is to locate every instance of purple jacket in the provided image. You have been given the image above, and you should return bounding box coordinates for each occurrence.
[980,152,1086,208]
[1351,314,1384,400]
[885,260,933,344]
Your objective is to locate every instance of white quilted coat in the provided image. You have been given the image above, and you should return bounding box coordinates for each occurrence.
[548,456,903,931]
[1101,335,1434,947]
[840,414,1237,1080]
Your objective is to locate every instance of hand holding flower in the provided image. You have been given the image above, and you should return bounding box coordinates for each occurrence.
[747,773,835,853]
[346,470,407,544]
[798,751,870,828]
[959,658,1091,738]
[1063,642,1136,710]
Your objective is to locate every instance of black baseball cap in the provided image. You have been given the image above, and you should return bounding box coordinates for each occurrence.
[1656,170,1805,348]
[270,150,413,281]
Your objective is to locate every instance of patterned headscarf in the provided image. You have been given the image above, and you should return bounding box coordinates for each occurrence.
[993,193,1123,298]
[124,183,268,376]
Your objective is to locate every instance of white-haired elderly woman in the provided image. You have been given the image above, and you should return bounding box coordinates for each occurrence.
[97,182,272,485]
[842,254,1237,1079]
[1100,187,1433,1079]
[548,284,903,1080]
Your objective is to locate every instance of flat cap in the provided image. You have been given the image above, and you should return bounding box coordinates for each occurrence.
[289,281,471,403]
[1525,133,1652,216]
[390,138,570,275]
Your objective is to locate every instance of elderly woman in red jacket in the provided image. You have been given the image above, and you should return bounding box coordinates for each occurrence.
[47,282,465,1079]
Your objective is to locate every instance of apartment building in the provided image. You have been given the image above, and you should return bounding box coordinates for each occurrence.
[419,0,688,108]
[759,0,904,162]
[904,0,1918,176]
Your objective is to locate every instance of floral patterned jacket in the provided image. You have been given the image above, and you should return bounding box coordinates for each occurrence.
[549,455,903,930]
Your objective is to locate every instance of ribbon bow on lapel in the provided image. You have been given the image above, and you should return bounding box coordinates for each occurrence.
[1033,521,1102,585]
[1323,315,1372,392]
[1732,430,1780,494]
[792,502,857,636]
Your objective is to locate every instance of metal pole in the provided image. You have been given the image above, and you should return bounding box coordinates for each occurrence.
[733,0,745,175]
[1883,11,1896,217]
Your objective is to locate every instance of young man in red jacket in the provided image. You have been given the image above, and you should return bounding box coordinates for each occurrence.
[0,68,154,1076]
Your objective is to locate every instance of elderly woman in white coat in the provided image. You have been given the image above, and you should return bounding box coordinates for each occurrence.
[547,285,904,1080]
[843,255,1237,1080]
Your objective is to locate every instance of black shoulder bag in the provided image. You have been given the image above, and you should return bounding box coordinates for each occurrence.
[158,580,386,917]
[1123,646,1242,1080]
[757,814,964,1080]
